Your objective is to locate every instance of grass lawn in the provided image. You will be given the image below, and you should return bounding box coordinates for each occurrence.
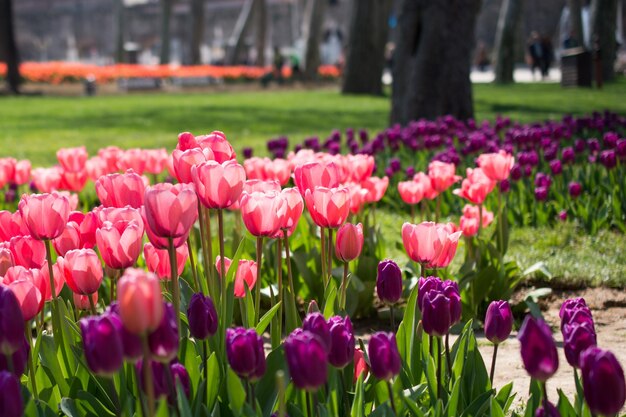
[1,81,625,287]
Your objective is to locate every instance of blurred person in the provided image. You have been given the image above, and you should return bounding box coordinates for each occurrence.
[527,31,544,80]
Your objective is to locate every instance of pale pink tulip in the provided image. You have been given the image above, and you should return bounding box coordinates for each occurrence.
[192,160,246,209]
[18,192,70,240]
[361,176,389,203]
[96,220,144,269]
[31,167,62,193]
[335,223,364,262]
[172,147,213,184]
[239,191,286,237]
[9,236,46,268]
[144,183,198,240]
[477,150,515,182]
[118,148,147,175]
[0,211,29,241]
[428,161,461,193]
[294,161,341,195]
[278,188,304,237]
[0,243,14,276]
[304,186,351,229]
[401,222,441,265]
[453,167,497,205]
[197,131,236,163]
[117,268,163,334]
[145,148,169,175]
[52,221,82,256]
[37,261,64,300]
[263,158,292,186]
[143,242,188,280]
[57,146,88,173]
[95,170,146,209]
[58,249,103,295]
[345,155,375,183]
[413,172,438,200]
[398,181,424,205]
[14,160,31,185]
[86,156,108,181]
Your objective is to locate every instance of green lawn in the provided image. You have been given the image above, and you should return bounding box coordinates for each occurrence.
[2,81,626,166]
[1,82,625,287]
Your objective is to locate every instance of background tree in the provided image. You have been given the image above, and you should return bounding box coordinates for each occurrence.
[0,0,20,94]
[493,0,523,84]
[190,0,205,65]
[391,0,482,125]
[301,0,327,81]
[567,0,584,48]
[341,0,393,95]
[115,0,125,63]
[160,0,173,64]
[256,0,267,66]
[590,0,618,82]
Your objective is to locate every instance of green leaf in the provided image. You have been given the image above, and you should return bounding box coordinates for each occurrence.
[176,381,194,417]
[322,280,338,319]
[38,334,70,396]
[350,375,365,417]
[489,396,505,417]
[556,389,577,417]
[522,262,553,280]
[227,367,247,415]
[60,398,83,417]
[205,353,220,413]
[256,301,282,335]
[76,390,116,417]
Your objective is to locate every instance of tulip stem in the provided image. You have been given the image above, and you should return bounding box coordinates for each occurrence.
[168,238,181,331]
[88,293,97,315]
[390,304,395,330]
[541,381,549,413]
[198,203,211,297]
[24,322,38,400]
[218,209,227,326]
[327,228,334,283]
[164,365,180,417]
[340,262,349,311]
[386,380,398,416]
[410,204,415,223]
[478,204,483,238]
[445,333,452,377]
[206,208,215,297]
[276,371,286,417]
[497,187,504,275]
[141,336,155,417]
[420,263,426,279]
[283,232,299,331]
[254,237,264,324]
[187,235,200,292]
[437,337,443,401]
[435,195,441,223]
[489,343,498,386]
[321,227,327,288]
[277,238,283,339]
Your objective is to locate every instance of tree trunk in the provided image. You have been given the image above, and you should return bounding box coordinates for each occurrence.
[391,0,481,125]
[590,0,617,82]
[567,0,584,47]
[256,0,267,66]
[301,0,327,81]
[0,0,20,94]
[341,0,393,95]
[190,0,205,65]
[493,0,523,84]
[226,0,256,65]
[115,0,125,63]
[160,0,173,64]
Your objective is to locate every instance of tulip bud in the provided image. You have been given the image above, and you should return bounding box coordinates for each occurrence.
[284,329,328,391]
[563,322,596,368]
[335,223,364,262]
[441,280,461,325]
[518,316,559,381]
[568,181,582,198]
[73,293,98,311]
[302,312,331,352]
[534,401,560,417]
[307,300,320,314]
[18,192,70,240]
[225,327,266,381]
[421,290,452,336]
[0,287,24,355]
[0,371,23,417]
[80,315,124,375]
[106,303,142,361]
[327,316,355,368]
[59,248,103,296]
[187,293,218,340]
[170,362,191,400]
[376,259,402,304]
[484,300,513,345]
[417,276,441,311]
[148,303,179,362]
[580,347,626,417]
[143,183,198,240]
[117,269,164,335]
[353,348,369,383]
[367,332,401,380]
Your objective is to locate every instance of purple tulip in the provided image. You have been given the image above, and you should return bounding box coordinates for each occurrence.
[242,147,253,159]
[588,138,600,152]
[558,210,567,222]
[616,139,626,157]
[441,280,461,325]
[549,160,562,175]
[561,147,575,163]
[422,290,452,336]
[148,303,179,362]
[600,150,617,169]
[0,371,23,417]
[327,316,355,368]
[80,315,124,375]
[302,312,331,352]
[376,259,402,304]
[187,293,218,340]
[226,327,266,381]
[499,179,510,193]
[284,329,328,391]
[563,321,596,368]
[518,316,559,381]
[0,337,28,377]
[170,361,191,400]
[368,332,401,380]
[534,401,560,417]
[568,182,582,198]
[0,287,24,356]
[559,298,587,320]
[574,139,586,153]
[580,347,626,416]
[136,359,168,398]
[389,158,401,172]
[535,173,552,188]
[107,303,142,361]
[534,186,549,201]
[484,300,513,344]
[510,164,522,181]
[417,276,441,311]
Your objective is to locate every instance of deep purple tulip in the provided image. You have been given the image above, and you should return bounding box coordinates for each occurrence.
[187,293,218,340]
[417,276,441,312]
[549,160,562,175]
[568,182,582,198]
[170,361,191,399]
[376,259,402,304]
[518,316,559,381]
[441,280,461,325]
[535,172,552,188]
[588,138,600,152]
[499,179,510,193]
[558,210,567,221]
[422,290,452,336]
[580,347,626,416]
[510,164,522,181]
[389,158,401,172]
[136,359,168,398]
[148,303,179,362]
[368,332,401,380]
[302,312,331,352]
[484,300,513,344]
[284,329,328,391]
[563,321,596,368]
[80,315,124,376]
[327,316,355,368]
[0,371,23,417]
[600,150,617,169]
[107,303,142,361]
[242,147,253,159]
[534,401,560,417]
[534,186,549,201]
[559,298,587,320]
[226,327,266,381]
[0,287,24,356]
[561,147,575,163]
[0,337,28,377]
[616,139,626,157]
[561,306,595,334]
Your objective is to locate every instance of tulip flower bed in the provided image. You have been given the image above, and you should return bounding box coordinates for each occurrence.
[0,129,624,417]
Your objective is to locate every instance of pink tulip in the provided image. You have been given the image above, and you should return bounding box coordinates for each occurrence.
[234,259,258,298]
[31,167,62,193]
[398,180,424,205]
[96,220,144,269]
[75,210,99,249]
[86,156,108,181]
[429,227,462,268]
[459,205,494,237]
[401,222,442,266]
[0,210,29,241]
[453,167,496,205]
[192,160,246,209]
[95,170,146,209]
[0,243,14,276]
[143,242,188,280]
[294,161,341,196]
[97,146,123,173]
[14,160,31,185]
[477,150,515,181]
[57,146,88,173]
[428,161,461,193]
[4,276,43,321]
[38,261,64,300]
[177,132,199,151]
[263,158,292,186]
[58,249,103,295]
[361,176,389,203]
[140,207,187,250]
[215,255,233,277]
[244,179,281,194]
[304,186,351,229]
[118,148,147,175]
[52,221,82,256]
[117,268,164,334]
[239,191,286,237]
[462,204,494,226]
[145,148,169,175]
[172,147,213,184]
[347,183,368,215]
[243,157,267,180]
[413,172,438,200]
[9,236,46,269]
[18,192,70,240]
[197,131,236,163]
[335,223,364,262]
[57,191,79,211]
[97,206,144,228]
[345,155,375,183]
[74,293,98,311]
[278,188,304,237]
[144,183,198,240]
[0,158,16,186]
[60,169,87,191]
